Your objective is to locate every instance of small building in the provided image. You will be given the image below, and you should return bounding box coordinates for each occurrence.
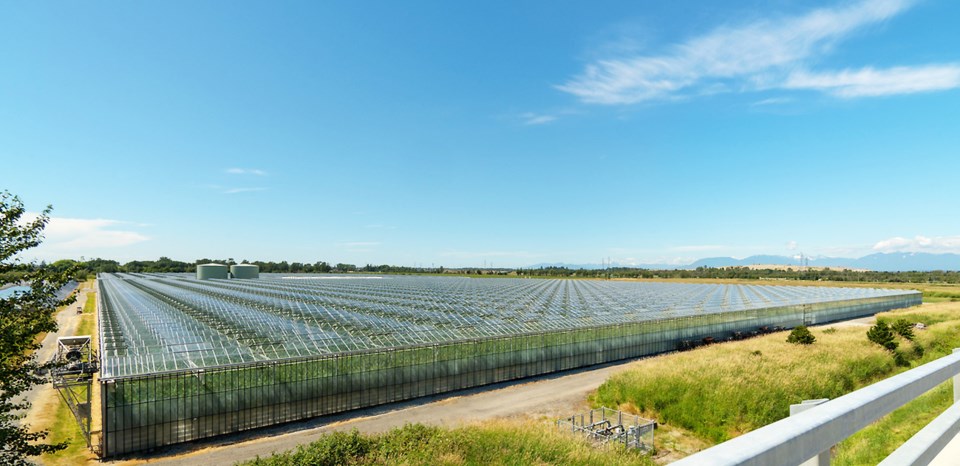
[196,263,228,280]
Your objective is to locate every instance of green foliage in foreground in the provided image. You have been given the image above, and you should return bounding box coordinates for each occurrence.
[239,422,653,466]
[1,190,76,465]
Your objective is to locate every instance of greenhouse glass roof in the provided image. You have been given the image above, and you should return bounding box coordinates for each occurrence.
[97,273,916,378]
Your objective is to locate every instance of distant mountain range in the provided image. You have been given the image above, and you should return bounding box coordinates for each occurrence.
[530,252,960,272]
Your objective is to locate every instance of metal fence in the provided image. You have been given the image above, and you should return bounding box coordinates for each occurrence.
[558,407,655,450]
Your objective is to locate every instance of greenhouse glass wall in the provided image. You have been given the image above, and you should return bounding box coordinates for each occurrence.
[96,273,920,456]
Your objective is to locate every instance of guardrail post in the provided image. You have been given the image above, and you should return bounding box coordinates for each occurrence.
[790,399,831,465]
[954,349,960,403]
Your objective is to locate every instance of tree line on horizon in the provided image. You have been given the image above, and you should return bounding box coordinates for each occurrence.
[4,257,960,284]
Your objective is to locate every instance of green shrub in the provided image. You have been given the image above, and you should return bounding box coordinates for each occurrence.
[892,319,915,341]
[912,343,925,358]
[786,326,816,345]
[892,350,910,367]
[867,322,898,351]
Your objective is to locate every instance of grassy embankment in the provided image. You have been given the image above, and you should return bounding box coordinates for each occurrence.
[37,280,100,466]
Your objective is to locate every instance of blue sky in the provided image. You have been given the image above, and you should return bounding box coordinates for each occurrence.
[3,0,959,267]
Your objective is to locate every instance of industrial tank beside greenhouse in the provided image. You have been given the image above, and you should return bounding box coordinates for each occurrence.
[230,264,260,279]
[195,263,228,280]
[96,273,921,456]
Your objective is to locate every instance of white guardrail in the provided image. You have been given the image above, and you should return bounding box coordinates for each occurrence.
[672,349,960,466]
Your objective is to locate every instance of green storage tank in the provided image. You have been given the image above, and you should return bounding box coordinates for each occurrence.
[230,264,259,279]
[196,263,228,280]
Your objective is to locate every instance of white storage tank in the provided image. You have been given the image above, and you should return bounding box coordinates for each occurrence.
[230,264,260,279]
[196,263,229,280]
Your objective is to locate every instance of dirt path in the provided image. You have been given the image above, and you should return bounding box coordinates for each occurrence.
[20,283,91,464]
[21,284,90,426]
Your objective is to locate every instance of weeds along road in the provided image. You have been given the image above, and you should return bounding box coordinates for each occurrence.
[113,358,640,466]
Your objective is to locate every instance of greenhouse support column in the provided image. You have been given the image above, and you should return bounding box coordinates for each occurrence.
[100,379,107,457]
[790,399,830,466]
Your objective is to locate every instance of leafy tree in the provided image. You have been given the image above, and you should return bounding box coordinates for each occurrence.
[335,263,357,272]
[1,191,76,464]
[867,321,898,352]
[786,325,816,345]
[891,319,915,341]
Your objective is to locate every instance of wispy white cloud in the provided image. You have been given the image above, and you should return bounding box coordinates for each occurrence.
[226,168,268,176]
[784,65,960,97]
[752,97,793,106]
[223,187,267,194]
[558,0,957,104]
[786,240,799,251]
[19,214,150,259]
[873,235,960,253]
[520,112,558,125]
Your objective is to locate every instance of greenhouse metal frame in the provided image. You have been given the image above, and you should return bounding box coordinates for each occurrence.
[96,273,920,456]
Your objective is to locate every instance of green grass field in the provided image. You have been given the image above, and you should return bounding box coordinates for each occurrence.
[240,422,655,466]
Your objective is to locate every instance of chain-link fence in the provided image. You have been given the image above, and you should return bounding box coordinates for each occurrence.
[558,407,655,450]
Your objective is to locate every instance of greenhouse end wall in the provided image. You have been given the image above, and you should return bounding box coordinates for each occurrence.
[100,292,920,456]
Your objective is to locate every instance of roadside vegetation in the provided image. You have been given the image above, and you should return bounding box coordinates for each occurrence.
[239,421,654,466]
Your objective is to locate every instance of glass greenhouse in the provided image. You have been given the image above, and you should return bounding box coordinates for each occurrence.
[96,273,920,456]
